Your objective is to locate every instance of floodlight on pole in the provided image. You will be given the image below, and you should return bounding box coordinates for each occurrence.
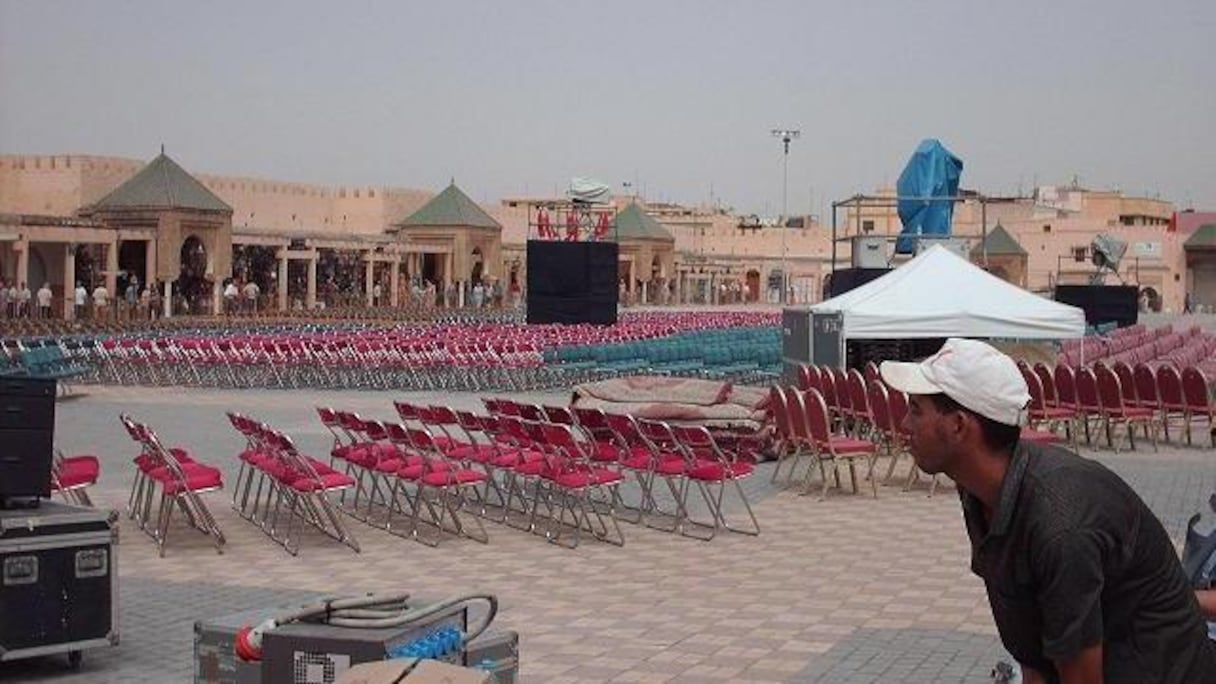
[771,128,800,304]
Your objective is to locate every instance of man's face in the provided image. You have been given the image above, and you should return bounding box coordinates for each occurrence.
[902,393,961,475]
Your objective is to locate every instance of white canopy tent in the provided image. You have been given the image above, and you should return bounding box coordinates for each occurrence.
[811,245,1086,340]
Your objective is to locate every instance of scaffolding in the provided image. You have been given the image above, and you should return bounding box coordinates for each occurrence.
[528,202,618,243]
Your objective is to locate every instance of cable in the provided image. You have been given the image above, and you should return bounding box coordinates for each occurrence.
[235,592,498,662]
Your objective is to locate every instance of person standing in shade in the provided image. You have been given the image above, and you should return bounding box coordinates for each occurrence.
[0,279,9,319]
[74,282,88,320]
[17,282,32,318]
[242,280,259,315]
[91,283,109,321]
[36,283,53,319]
[880,339,1216,683]
[223,280,239,315]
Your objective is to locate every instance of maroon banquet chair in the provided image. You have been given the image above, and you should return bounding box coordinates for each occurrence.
[1094,365,1158,452]
[1022,368,1080,452]
[1180,367,1215,447]
[1156,365,1191,443]
[799,388,879,500]
[768,385,803,485]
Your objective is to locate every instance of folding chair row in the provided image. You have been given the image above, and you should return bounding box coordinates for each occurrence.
[319,407,490,547]
[119,414,226,557]
[485,400,759,542]
[228,413,361,555]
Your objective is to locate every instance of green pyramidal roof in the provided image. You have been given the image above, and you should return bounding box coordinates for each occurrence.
[971,223,1026,256]
[1184,224,1216,249]
[612,203,673,242]
[91,153,231,213]
[398,182,501,229]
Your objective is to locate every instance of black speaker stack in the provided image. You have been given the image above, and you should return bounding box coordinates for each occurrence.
[0,377,57,507]
[823,268,892,300]
[526,240,619,325]
[1054,285,1139,328]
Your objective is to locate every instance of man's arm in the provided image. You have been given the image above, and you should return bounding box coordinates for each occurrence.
[1196,589,1216,619]
[1054,643,1103,683]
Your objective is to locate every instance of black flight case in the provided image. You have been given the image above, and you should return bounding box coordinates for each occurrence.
[0,501,119,667]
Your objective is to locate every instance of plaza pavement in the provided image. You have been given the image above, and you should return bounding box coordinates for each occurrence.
[1,384,1212,683]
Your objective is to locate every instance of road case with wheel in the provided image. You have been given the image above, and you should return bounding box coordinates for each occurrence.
[0,501,119,667]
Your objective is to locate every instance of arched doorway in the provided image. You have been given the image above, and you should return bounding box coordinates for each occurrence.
[177,235,211,314]
[1139,286,1161,313]
[745,270,761,302]
[470,247,484,285]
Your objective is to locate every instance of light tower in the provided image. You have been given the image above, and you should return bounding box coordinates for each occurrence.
[771,128,800,304]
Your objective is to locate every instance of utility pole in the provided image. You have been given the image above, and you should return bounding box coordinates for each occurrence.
[771,128,800,304]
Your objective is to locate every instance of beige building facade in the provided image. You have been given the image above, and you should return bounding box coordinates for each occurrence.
[2,152,1212,317]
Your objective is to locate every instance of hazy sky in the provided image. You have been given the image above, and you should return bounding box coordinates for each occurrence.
[2,1,1213,216]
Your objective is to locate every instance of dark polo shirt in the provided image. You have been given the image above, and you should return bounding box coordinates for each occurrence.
[963,442,1216,682]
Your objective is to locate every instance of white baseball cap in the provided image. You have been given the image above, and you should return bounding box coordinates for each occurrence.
[879,338,1030,426]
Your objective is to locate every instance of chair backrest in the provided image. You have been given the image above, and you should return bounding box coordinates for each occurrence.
[362,419,389,443]
[801,388,833,444]
[316,406,339,428]
[542,405,575,425]
[862,361,880,386]
[769,386,794,441]
[796,365,813,391]
[829,367,851,413]
[516,404,546,422]
[847,369,870,420]
[1075,368,1101,411]
[888,388,910,437]
[1033,363,1058,406]
[866,382,893,435]
[1112,361,1138,404]
[1022,368,1049,413]
[1157,365,1185,408]
[1054,365,1078,406]
[672,424,726,464]
[1093,365,1125,412]
[1181,367,1212,409]
[571,406,614,443]
[636,418,678,450]
[385,422,412,450]
[393,400,420,423]
[1132,363,1159,407]
[604,413,645,447]
[539,423,584,470]
[818,367,838,408]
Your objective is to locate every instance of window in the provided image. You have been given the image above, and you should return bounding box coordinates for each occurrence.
[1120,215,1135,226]
[862,220,875,233]
[1073,246,1088,262]
[1042,224,1052,233]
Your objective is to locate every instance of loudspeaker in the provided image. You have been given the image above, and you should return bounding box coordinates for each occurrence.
[850,236,888,268]
[526,240,619,325]
[0,377,57,503]
[1054,285,1139,328]
[823,267,891,300]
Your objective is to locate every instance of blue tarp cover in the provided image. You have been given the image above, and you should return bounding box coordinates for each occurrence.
[895,139,963,254]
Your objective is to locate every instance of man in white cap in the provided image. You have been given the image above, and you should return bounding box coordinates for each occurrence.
[881,338,1215,683]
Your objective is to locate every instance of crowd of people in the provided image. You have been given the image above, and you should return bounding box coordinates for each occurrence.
[0,277,163,322]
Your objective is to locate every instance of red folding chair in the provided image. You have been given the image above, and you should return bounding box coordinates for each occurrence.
[535,423,626,548]
[51,450,99,507]
[671,424,760,540]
